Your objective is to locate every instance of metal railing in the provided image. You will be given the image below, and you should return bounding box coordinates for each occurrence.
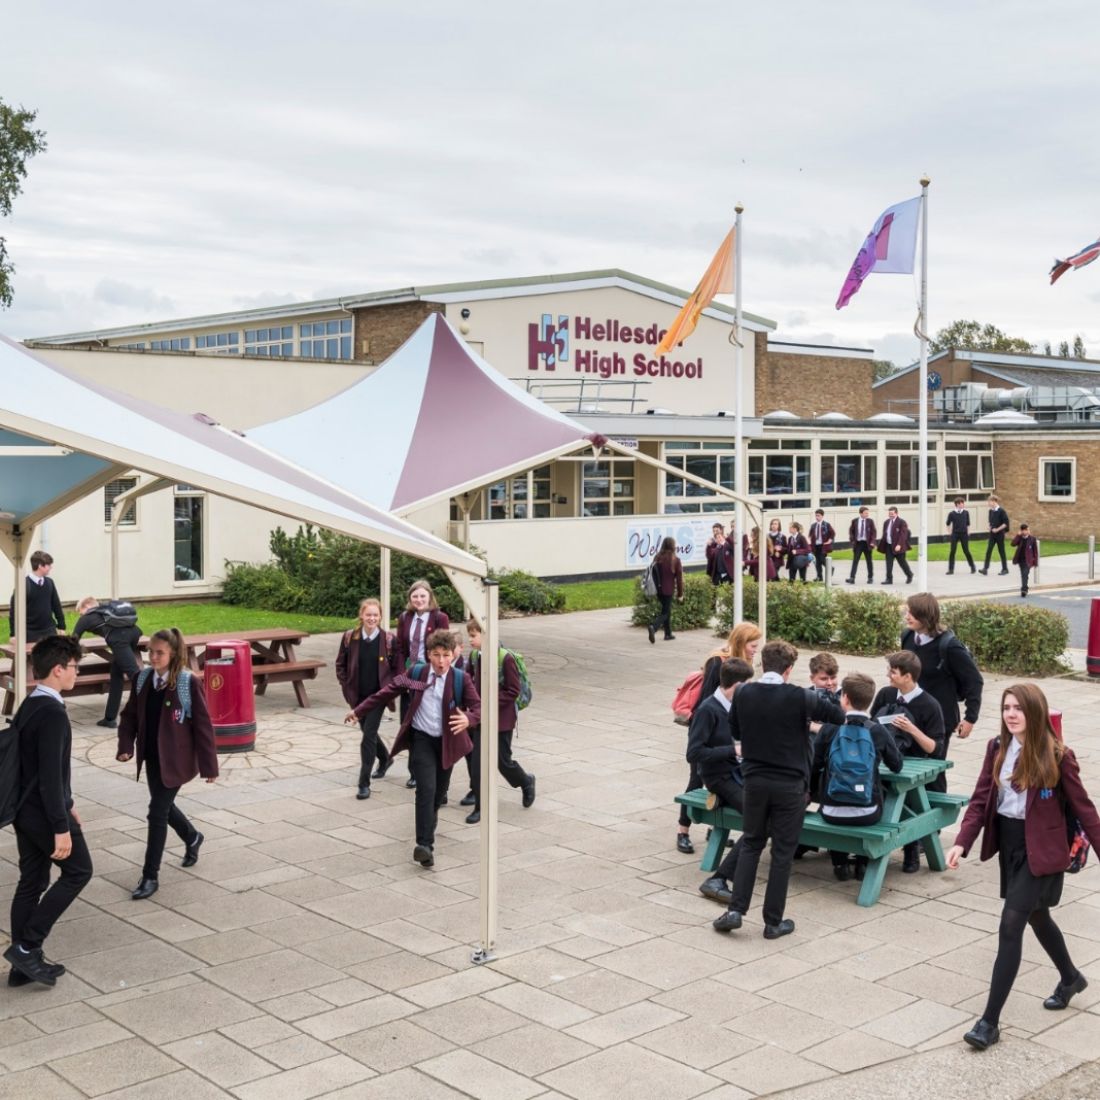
[519,377,652,413]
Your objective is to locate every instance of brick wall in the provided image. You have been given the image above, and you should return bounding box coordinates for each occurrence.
[872,351,973,415]
[754,332,874,418]
[351,301,444,363]
[992,437,1100,539]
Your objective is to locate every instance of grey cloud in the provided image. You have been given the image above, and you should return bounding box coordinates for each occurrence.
[92,279,175,313]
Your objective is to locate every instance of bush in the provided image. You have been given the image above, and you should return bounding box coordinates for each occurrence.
[713,578,761,633]
[222,562,309,612]
[495,569,566,614]
[632,572,716,631]
[943,600,1069,676]
[766,583,835,646]
[829,589,904,655]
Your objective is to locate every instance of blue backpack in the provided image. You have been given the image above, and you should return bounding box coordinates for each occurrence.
[826,718,877,807]
[135,668,194,720]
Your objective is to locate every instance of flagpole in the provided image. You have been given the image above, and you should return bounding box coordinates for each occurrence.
[733,203,745,625]
[917,177,930,591]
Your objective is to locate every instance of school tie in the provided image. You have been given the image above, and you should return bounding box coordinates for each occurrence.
[411,616,423,660]
[859,520,865,541]
[154,676,166,691]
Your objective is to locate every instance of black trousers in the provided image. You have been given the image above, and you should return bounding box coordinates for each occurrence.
[729,777,807,926]
[1019,563,1031,596]
[706,776,745,882]
[143,755,195,880]
[104,628,142,722]
[650,595,673,638]
[812,547,827,582]
[849,542,873,580]
[787,560,808,583]
[469,726,528,812]
[948,532,974,569]
[357,708,390,787]
[984,532,1007,569]
[884,547,913,583]
[11,817,93,951]
[409,730,452,848]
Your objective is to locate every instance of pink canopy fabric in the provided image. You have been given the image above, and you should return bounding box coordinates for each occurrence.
[248,313,598,513]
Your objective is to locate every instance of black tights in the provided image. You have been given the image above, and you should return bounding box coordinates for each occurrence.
[983,906,1077,1025]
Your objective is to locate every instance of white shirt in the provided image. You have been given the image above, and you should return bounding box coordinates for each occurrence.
[32,576,44,586]
[914,632,934,646]
[712,687,732,713]
[759,671,785,685]
[31,684,63,703]
[997,738,1027,819]
[899,685,924,704]
[412,672,445,737]
[359,628,380,642]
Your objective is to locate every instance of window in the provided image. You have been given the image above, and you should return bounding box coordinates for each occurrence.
[173,485,205,581]
[1039,457,1075,502]
[104,477,138,526]
[244,326,294,358]
[820,454,876,494]
[583,459,634,516]
[196,332,240,354]
[944,454,993,492]
[299,318,353,359]
[747,455,811,496]
[149,337,191,351]
[484,466,552,519]
[663,447,735,513]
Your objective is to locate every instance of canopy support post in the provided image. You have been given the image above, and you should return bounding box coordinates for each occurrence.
[1,525,36,703]
[380,548,392,629]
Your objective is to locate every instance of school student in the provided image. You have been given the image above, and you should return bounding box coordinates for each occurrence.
[786,522,812,583]
[394,579,451,788]
[647,536,683,643]
[979,494,1011,575]
[705,523,736,585]
[846,506,876,585]
[117,628,218,900]
[809,509,835,582]
[9,550,66,643]
[72,596,142,729]
[808,652,840,705]
[871,649,946,873]
[1012,523,1039,598]
[745,527,777,583]
[461,618,535,825]
[947,683,1100,1051]
[4,636,93,987]
[347,629,479,868]
[768,519,787,579]
[946,497,976,574]
[878,506,914,585]
[335,598,400,799]
[713,640,844,939]
[686,657,754,905]
[679,622,761,855]
[811,672,903,882]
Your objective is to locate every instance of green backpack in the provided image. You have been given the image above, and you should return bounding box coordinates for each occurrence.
[499,647,533,711]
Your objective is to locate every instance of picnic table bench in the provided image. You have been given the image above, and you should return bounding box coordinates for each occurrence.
[1,628,326,713]
[675,757,969,907]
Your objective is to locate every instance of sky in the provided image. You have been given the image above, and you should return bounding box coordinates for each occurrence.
[3,1,1100,366]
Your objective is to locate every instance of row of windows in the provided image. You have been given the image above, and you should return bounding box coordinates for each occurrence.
[196,332,239,348]
[103,480,205,581]
[129,320,355,359]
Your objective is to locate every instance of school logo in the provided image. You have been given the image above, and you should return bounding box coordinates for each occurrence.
[528,313,569,371]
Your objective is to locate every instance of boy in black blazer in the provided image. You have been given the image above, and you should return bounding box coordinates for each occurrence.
[846,507,876,585]
[686,657,754,905]
[946,497,976,574]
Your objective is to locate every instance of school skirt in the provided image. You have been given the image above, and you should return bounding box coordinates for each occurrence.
[997,815,1063,911]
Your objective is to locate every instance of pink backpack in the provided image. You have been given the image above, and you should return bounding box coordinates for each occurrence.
[672,669,704,726]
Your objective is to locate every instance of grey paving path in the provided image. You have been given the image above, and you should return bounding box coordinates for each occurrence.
[1,609,1098,1098]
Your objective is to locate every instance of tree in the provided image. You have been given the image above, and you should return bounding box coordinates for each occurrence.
[1059,341,1070,358]
[1043,341,1053,355]
[1073,334,1087,359]
[0,100,47,309]
[928,319,1033,355]
[872,360,899,382]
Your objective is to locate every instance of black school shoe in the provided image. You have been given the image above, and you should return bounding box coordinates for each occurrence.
[182,831,204,867]
[521,776,537,809]
[713,909,743,933]
[3,945,59,987]
[1044,972,1088,1010]
[699,877,732,905]
[8,957,65,986]
[676,833,695,855]
[413,844,434,868]
[131,878,159,900]
[963,1019,999,1050]
[763,919,795,940]
[460,791,476,807]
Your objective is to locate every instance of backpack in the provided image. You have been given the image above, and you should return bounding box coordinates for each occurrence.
[672,669,704,726]
[135,667,194,720]
[642,559,659,598]
[825,718,878,807]
[902,628,969,680]
[498,648,533,711]
[0,710,29,829]
[102,599,138,630]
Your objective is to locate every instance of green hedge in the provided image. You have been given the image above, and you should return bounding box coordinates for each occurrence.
[222,525,564,622]
[711,581,1069,674]
[942,600,1069,676]
[631,573,716,631]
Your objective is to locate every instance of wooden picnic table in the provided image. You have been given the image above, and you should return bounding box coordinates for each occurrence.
[676,757,969,907]
[1,628,326,713]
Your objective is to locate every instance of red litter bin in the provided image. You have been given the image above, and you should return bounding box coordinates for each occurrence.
[1049,708,1062,741]
[1088,598,1100,677]
[204,641,257,752]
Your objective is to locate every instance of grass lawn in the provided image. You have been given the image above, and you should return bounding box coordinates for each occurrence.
[1,602,353,646]
[828,538,1087,561]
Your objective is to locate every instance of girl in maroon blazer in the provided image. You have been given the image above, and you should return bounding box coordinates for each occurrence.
[947,683,1100,1051]
[117,628,218,901]
[646,537,683,643]
[785,521,811,583]
[335,598,401,799]
[1011,523,1039,598]
[394,580,450,788]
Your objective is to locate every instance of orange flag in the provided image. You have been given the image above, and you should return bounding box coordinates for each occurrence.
[655,228,735,355]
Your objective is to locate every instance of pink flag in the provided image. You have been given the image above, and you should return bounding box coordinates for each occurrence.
[836,197,921,310]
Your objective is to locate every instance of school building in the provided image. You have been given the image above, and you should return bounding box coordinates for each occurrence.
[11,270,1100,603]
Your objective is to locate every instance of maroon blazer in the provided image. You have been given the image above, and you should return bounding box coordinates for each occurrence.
[335,628,399,707]
[849,516,877,544]
[706,538,736,581]
[355,664,480,770]
[653,555,684,598]
[955,737,1100,876]
[1012,534,1039,568]
[809,520,835,553]
[118,672,219,789]
[877,516,911,554]
[468,648,521,732]
[395,609,451,669]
